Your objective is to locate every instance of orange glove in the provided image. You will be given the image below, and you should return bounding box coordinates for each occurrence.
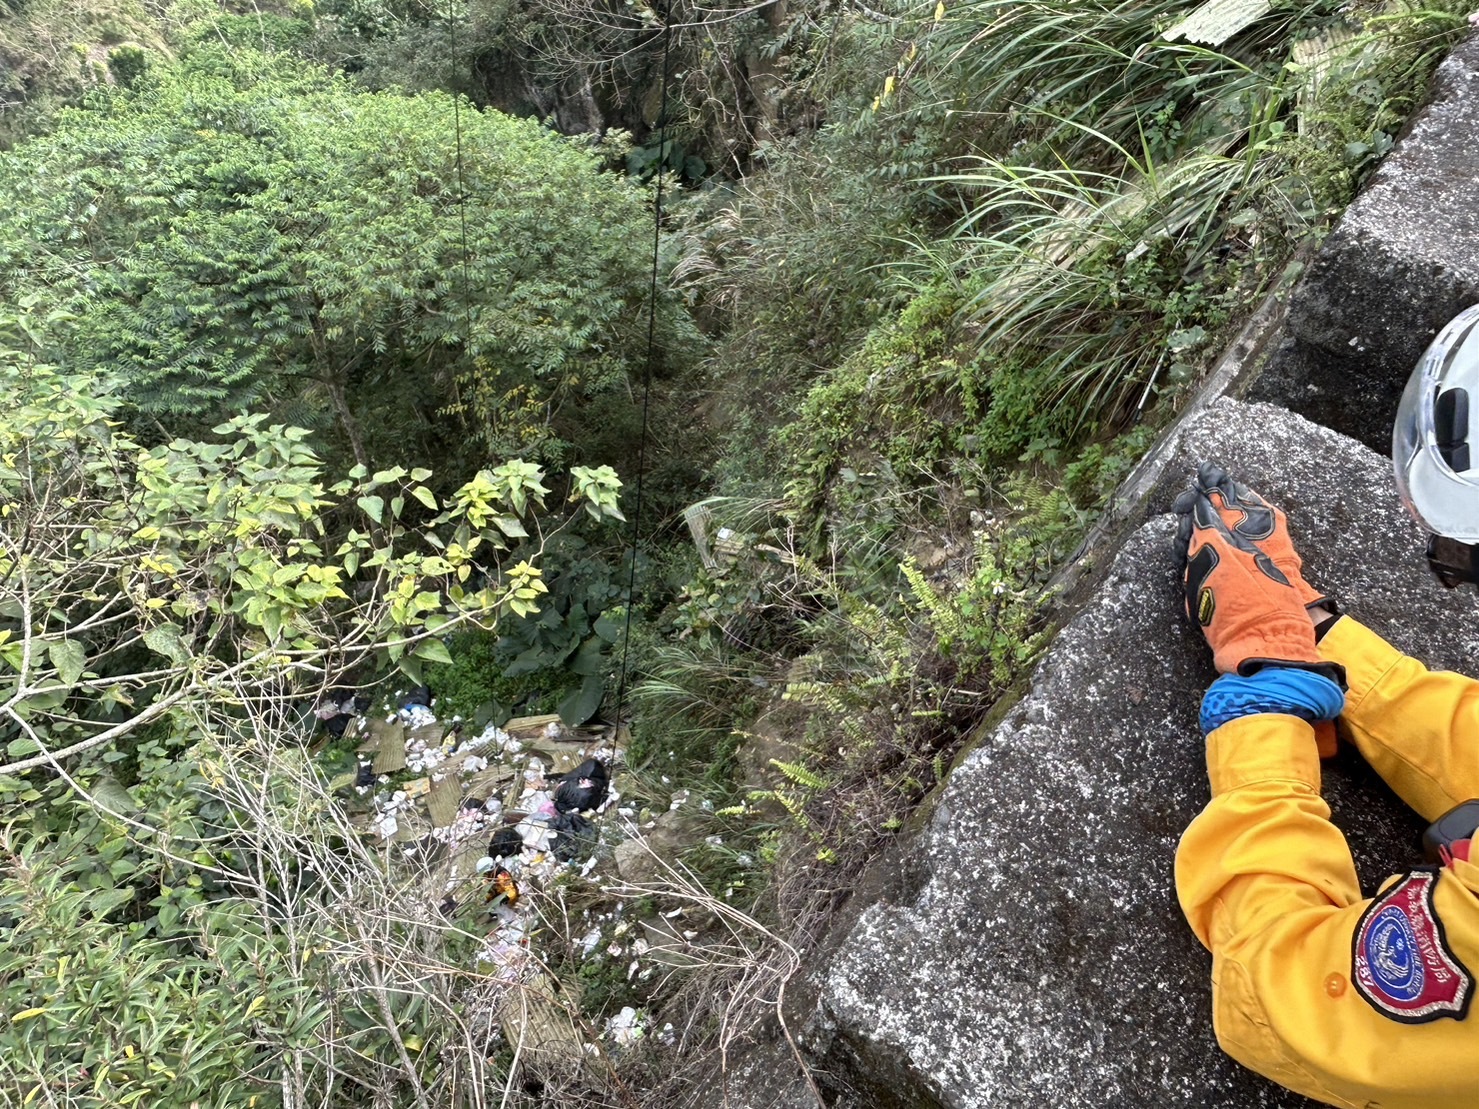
[1185,463,1343,756]
[1172,485,1343,685]
[1193,462,1329,610]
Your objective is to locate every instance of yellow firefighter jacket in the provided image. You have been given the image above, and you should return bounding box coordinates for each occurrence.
[1175,616,1479,1108]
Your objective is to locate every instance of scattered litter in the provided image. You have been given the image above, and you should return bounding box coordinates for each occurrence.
[316,691,370,738]
[579,927,603,956]
[553,758,609,814]
[399,684,433,709]
[1162,0,1270,44]
[604,1006,645,1048]
[488,826,524,860]
[327,679,669,1067]
[549,811,596,862]
[400,703,437,729]
[487,867,520,907]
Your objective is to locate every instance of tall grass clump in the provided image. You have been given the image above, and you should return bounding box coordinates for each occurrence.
[899,0,1471,444]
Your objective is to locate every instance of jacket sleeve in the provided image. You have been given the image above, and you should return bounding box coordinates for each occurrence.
[1318,616,1479,821]
[1177,708,1479,1107]
[1176,713,1369,1105]
[1177,713,1362,954]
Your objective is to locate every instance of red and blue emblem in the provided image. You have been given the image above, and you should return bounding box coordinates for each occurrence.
[1352,871,1473,1024]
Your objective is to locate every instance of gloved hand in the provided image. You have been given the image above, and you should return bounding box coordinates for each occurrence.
[1172,481,1341,683]
[1192,462,1330,611]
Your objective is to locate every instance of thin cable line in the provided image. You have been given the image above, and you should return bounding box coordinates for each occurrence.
[613,7,674,727]
[448,6,475,380]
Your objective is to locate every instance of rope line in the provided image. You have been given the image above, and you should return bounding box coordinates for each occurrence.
[612,7,674,728]
[438,0,666,731]
[448,4,475,375]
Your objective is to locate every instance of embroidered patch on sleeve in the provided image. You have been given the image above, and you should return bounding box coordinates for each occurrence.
[1352,870,1473,1024]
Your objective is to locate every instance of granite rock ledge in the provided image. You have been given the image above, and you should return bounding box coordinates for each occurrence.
[807,400,1479,1109]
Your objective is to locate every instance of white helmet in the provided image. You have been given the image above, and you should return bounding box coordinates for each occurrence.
[1394,304,1479,584]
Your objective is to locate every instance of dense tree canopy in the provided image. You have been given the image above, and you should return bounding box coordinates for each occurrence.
[0,46,681,471]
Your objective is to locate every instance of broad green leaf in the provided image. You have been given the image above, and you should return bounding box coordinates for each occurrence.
[143,624,190,666]
[397,655,425,686]
[411,638,453,665]
[356,496,385,523]
[91,775,140,816]
[593,613,622,644]
[557,673,605,726]
[570,636,608,677]
[89,888,135,916]
[48,639,86,686]
[411,486,438,510]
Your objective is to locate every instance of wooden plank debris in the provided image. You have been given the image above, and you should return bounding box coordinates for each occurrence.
[406,723,445,748]
[498,973,594,1086]
[427,775,462,828]
[504,713,561,736]
[370,720,407,774]
[356,716,396,754]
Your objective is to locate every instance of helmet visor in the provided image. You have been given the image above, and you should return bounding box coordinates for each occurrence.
[1393,305,1479,543]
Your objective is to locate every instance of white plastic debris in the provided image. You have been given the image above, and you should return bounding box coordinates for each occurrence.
[404,737,446,773]
[431,808,488,849]
[399,704,437,729]
[579,927,602,956]
[605,1006,644,1047]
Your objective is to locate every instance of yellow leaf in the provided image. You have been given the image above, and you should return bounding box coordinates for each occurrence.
[23,1084,39,1105]
[934,0,945,20]
[245,995,266,1018]
[883,74,896,100]
[10,1008,46,1022]
[124,1044,135,1059]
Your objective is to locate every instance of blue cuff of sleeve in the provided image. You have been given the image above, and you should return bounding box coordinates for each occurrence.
[1200,667,1346,736]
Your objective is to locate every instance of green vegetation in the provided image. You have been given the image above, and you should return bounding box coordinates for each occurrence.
[0,0,1471,1101]
[0,297,626,1103]
[0,45,687,472]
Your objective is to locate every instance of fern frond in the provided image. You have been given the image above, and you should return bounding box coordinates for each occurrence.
[768,758,828,791]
